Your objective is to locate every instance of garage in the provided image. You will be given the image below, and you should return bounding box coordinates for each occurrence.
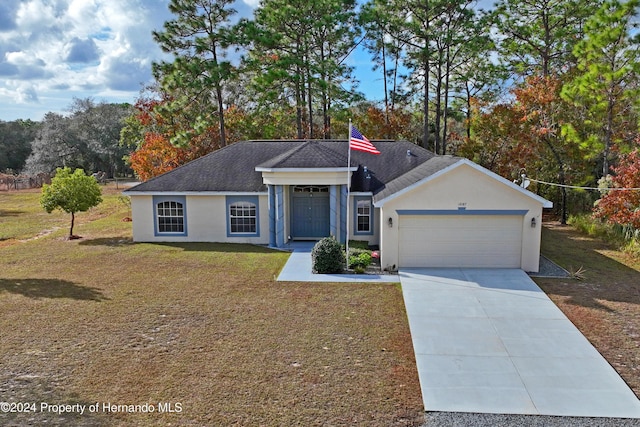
[398,214,523,268]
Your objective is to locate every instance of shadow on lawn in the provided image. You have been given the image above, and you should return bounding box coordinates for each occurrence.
[154,242,281,253]
[78,238,280,254]
[0,278,109,301]
[78,236,133,247]
[537,223,640,311]
[0,209,26,217]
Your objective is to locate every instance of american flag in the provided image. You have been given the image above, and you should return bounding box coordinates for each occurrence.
[350,126,380,155]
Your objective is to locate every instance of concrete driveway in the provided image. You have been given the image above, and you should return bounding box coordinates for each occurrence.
[400,268,640,418]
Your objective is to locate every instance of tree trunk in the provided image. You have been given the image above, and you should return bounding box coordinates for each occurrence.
[304,42,313,140]
[465,83,472,140]
[434,57,443,154]
[296,103,304,139]
[215,82,226,147]
[321,42,329,139]
[324,77,331,139]
[422,57,430,148]
[212,45,226,148]
[421,1,430,149]
[604,87,614,177]
[382,40,390,137]
[69,211,75,239]
[392,49,399,113]
[442,43,451,155]
[542,8,550,78]
[324,100,331,139]
[544,136,568,225]
[423,85,429,147]
[296,64,304,139]
[307,66,313,139]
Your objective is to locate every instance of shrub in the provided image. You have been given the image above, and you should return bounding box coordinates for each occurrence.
[349,251,372,274]
[348,240,370,250]
[569,214,640,253]
[569,214,614,241]
[625,239,640,257]
[312,237,345,274]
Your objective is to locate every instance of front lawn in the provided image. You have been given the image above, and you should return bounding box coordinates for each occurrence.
[3,185,638,426]
[0,186,423,426]
[535,222,640,398]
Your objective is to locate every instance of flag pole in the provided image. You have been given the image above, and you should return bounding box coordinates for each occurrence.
[346,120,352,271]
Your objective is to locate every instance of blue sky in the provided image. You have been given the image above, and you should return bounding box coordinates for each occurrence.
[0,0,495,122]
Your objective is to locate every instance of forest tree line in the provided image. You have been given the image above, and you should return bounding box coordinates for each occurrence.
[0,98,132,178]
[2,0,640,232]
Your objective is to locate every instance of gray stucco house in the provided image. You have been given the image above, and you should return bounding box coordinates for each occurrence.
[124,139,552,272]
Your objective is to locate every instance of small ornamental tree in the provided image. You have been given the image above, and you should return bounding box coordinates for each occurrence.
[40,167,103,239]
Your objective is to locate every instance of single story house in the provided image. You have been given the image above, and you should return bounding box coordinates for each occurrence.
[124,139,552,272]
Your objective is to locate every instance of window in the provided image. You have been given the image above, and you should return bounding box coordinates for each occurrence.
[154,196,187,236]
[355,198,373,234]
[293,186,329,193]
[226,196,260,237]
[230,201,257,233]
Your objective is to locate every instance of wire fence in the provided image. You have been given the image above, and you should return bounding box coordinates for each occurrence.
[0,173,51,191]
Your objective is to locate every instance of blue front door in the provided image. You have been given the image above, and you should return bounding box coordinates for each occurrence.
[291,186,330,239]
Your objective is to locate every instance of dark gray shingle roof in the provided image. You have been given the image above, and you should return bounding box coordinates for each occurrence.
[125,140,298,193]
[124,139,458,196]
[257,141,347,169]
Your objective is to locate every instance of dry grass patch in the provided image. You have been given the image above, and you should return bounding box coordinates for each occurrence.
[0,186,423,426]
[535,222,640,398]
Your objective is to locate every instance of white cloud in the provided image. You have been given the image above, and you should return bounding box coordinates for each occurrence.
[0,0,175,120]
[0,82,40,104]
[241,0,261,8]
[16,85,40,103]
[67,0,99,27]
[5,51,50,80]
[15,0,65,35]
[0,0,274,120]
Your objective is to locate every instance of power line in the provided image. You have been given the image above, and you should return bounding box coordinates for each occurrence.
[527,177,640,191]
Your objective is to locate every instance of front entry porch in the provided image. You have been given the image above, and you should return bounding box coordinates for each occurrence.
[290,186,330,239]
[268,184,348,248]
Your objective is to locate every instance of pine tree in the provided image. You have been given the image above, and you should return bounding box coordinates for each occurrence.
[153,0,238,148]
[561,0,640,177]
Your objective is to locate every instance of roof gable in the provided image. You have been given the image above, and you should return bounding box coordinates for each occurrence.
[372,156,461,203]
[458,159,553,207]
[373,158,553,208]
[257,141,348,169]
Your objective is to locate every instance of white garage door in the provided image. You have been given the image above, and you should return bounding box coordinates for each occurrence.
[398,215,523,268]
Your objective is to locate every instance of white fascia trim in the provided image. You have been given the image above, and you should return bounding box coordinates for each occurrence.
[374,158,553,208]
[124,191,268,196]
[255,167,357,173]
[349,192,373,196]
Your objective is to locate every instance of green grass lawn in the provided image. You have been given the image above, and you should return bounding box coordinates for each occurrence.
[4,186,638,426]
[0,186,423,426]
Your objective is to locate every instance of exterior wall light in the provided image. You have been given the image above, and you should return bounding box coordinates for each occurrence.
[531,217,536,228]
[388,217,393,228]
